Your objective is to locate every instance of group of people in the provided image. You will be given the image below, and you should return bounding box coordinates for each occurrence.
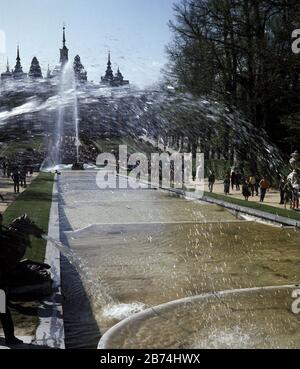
[2,161,30,194]
[240,176,270,203]
[279,176,299,210]
[208,170,271,203]
[208,169,300,208]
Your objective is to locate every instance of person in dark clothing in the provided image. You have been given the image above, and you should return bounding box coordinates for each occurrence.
[224,174,230,195]
[208,172,216,193]
[231,171,236,191]
[242,179,251,201]
[11,169,20,194]
[279,176,287,205]
[6,164,12,178]
[0,293,23,345]
[20,167,27,188]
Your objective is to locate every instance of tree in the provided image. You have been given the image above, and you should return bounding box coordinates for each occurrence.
[73,55,87,82]
[166,0,300,154]
[28,57,43,79]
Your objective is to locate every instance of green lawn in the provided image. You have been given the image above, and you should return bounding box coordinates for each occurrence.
[204,191,300,222]
[1,138,43,156]
[3,173,54,262]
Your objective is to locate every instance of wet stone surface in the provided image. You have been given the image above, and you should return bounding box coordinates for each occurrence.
[57,171,300,348]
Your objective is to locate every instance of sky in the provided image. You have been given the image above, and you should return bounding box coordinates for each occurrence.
[0,0,175,87]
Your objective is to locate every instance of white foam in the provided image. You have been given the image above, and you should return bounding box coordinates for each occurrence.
[102,303,146,321]
[191,326,255,349]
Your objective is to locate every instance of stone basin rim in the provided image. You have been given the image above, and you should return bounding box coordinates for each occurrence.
[98,284,299,349]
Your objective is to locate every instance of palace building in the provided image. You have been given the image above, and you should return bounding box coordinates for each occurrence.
[1,27,129,86]
[100,51,129,87]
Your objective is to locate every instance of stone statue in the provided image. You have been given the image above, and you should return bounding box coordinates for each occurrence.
[0,214,52,346]
[288,151,300,190]
[0,214,52,297]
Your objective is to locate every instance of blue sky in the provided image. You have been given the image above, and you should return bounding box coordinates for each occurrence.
[0,0,175,87]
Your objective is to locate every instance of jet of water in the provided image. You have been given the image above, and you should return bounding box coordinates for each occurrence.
[43,234,116,306]
[51,62,80,166]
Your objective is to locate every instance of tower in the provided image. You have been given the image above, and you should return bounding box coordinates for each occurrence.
[1,58,13,82]
[100,51,129,87]
[60,26,69,66]
[13,46,27,80]
[101,51,114,85]
[115,68,124,83]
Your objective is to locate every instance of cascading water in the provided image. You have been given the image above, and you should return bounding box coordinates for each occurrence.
[0,79,285,178]
[42,234,115,306]
[40,62,80,171]
[73,84,80,163]
[1,78,298,348]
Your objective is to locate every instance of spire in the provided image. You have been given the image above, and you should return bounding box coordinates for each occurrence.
[1,58,12,81]
[102,50,114,83]
[16,45,20,62]
[63,25,66,47]
[60,25,69,66]
[115,66,124,83]
[13,45,26,79]
[101,51,129,86]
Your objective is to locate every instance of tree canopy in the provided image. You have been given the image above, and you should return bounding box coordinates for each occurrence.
[166,0,300,154]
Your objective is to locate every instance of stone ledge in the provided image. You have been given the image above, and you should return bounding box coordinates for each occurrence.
[35,175,65,349]
[202,195,300,227]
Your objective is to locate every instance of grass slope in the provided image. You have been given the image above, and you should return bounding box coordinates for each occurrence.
[3,173,54,262]
[204,191,300,222]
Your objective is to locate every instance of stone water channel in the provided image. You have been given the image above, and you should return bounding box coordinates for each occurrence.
[56,170,300,349]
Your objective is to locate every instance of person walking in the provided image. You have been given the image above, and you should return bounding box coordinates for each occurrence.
[6,164,11,178]
[279,176,287,205]
[235,171,241,191]
[249,176,256,197]
[11,169,20,194]
[231,171,236,191]
[208,172,216,193]
[224,174,230,196]
[259,177,270,203]
[292,186,300,210]
[242,179,251,201]
[20,167,27,188]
